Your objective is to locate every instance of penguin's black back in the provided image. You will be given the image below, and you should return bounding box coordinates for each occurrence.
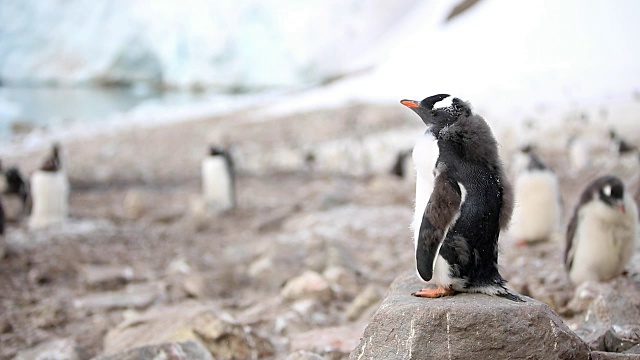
[437,153,504,287]
[431,111,508,288]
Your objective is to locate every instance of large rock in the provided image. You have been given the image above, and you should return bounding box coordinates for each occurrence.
[349,271,591,360]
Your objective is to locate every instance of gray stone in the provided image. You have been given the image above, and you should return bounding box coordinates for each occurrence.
[582,279,640,328]
[73,283,161,311]
[605,325,640,353]
[349,271,590,360]
[103,302,273,359]
[624,344,640,354]
[281,271,333,303]
[285,350,325,360]
[590,351,640,359]
[14,338,79,360]
[344,285,381,321]
[93,340,212,360]
[80,264,135,290]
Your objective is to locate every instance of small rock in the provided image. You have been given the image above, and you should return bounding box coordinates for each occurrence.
[566,281,614,315]
[73,283,161,311]
[285,350,325,360]
[323,266,359,298]
[344,285,380,321]
[14,338,79,360]
[94,340,213,360]
[582,279,640,328]
[104,302,273,359]
[80,264,135,290]
[281,271,333,303]
[605,325,640,353]
[122,190,149,219]
[167,257,192,275]
[590,351,640,359]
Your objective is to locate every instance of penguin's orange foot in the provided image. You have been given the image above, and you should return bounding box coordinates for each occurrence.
[412,285,456,298]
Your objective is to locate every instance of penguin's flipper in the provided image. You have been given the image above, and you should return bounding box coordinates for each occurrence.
[416,169,462,281]
[564,209,579,271]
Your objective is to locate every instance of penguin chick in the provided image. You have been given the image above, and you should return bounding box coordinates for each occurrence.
[202,145,236,211]
[0,165,31,215]
[565,175,638,285]
[509,146,561,245]
[401,94,521,301]
[29,144,69,229]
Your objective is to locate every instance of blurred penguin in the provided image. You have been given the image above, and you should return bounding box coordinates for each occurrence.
[202,145,236,211]
[609,129,640,171]
[29,143,69,229]
[565,175,638,285]
[0,160,31,217]
[509,145,561,245]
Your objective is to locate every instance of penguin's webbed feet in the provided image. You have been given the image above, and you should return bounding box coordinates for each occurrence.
[412,285,456,298]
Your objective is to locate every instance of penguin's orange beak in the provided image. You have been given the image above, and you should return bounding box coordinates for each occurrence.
[401,99,419,108]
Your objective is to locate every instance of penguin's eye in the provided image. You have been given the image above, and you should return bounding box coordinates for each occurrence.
[603,185,612,197]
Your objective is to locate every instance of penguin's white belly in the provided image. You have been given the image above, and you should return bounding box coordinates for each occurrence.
[569,199,638,284]
[202,157,234,211]
[29,171,69,229]
[510,170,561,242]
[411,132,438,250]
[431,255,454,287]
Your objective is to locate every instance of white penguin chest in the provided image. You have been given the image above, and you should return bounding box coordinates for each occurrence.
[411,132,439,249]
[570,199,638,283]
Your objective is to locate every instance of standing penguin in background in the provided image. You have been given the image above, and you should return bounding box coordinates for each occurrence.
[0,160,31,216]
[509,145,561,245]
[202,145,236,211]
[29,143,69,229]
[402,94,521,301]
[565,175,638,285]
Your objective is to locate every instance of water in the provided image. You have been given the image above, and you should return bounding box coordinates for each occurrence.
[0,86,212,141]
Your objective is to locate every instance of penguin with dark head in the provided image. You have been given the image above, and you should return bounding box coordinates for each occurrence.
[40,143,62,172]
[509,144,561,245]
[28,143,69,229]
[0,161,31,215]
[565,175,638,285]
[402,94,520,301]
[202,145,236,211]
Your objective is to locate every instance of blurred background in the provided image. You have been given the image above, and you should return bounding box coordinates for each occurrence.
[2,1,640,359]
[2,0,639,143]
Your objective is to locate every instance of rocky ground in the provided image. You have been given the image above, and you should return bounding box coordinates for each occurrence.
[1,102,640,359]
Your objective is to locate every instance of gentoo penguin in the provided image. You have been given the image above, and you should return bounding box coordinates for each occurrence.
[202,145,236,211]
[29,143,70,229]
[0,161,31,215]
[509,145,561,245]
[564,175,638,285]
[609,129,638,155]
[402,94,521,301]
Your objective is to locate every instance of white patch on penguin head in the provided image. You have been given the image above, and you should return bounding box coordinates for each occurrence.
[433,95,454,110]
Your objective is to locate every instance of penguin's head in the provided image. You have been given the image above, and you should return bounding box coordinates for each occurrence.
[208,145,226,157]
[400,94,472,135]
[590,175,626,213]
